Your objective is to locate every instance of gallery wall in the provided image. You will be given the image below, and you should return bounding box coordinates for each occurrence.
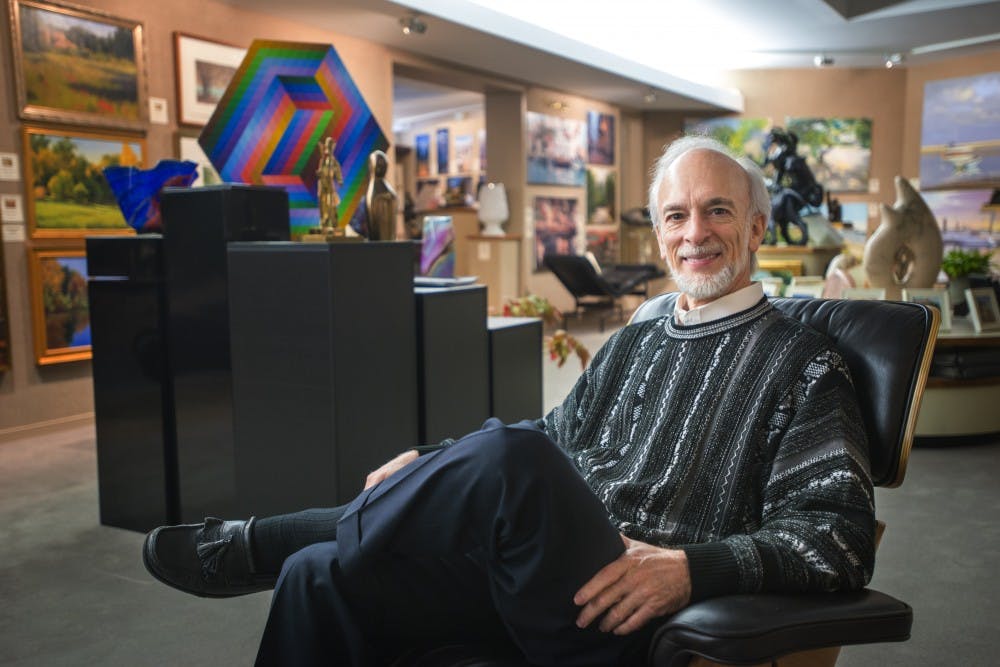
[0,0,395,434]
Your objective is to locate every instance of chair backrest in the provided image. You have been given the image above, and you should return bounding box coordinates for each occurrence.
[631,294,939,488]
[543,254,611,298]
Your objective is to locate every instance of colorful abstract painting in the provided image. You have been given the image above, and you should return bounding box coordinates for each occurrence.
[527,112,586,186]
[199,40,388,237]
[684,117,772,165]
[420,215,455,277]
[920,72,1000,190]
[785,117,872,192]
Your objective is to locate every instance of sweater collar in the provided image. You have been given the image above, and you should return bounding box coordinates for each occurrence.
[674,282,765,326]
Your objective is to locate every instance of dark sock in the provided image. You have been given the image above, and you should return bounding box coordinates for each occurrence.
[250,506,346,574]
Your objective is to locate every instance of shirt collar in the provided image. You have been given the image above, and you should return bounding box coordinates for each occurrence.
[673,282,765,326]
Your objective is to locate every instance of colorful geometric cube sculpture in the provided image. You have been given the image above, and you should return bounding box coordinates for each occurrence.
[199,40,388,237]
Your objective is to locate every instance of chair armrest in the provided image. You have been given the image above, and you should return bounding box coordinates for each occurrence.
[648,590,912,667]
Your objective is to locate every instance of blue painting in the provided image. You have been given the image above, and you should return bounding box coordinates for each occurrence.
[920,72,1000,190]
[527,112,586,186]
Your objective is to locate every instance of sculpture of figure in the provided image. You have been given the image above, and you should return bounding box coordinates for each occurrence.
[316,137,343,231]
[762,128,823,246]
[365,149,397,241]
[863,176,944,300]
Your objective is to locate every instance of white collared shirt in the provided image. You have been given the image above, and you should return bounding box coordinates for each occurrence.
[673,282,765,325]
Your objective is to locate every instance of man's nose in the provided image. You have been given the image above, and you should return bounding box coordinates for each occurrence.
[683,212,712,243]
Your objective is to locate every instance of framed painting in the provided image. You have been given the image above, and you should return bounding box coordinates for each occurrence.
[684,116,772,165]
[903,287,952,331]
[586,166,616,225]
[8,0,147,129]
[587,110,615,165]
[415,133,431,177]
[965,287,1000,333]
[0,232,10,372]
[173,32,245,127]
[176,132,221,187]
[533,196,580,271]
[23,125,146,238]
[785,117,872,192]
[843,287,887,300]
[526,112,586,186]
[27,247,91,365]
[453,134,474,174]
[436,128,450,175]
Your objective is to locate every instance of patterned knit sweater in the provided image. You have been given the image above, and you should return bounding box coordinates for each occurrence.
[540,297,876,602]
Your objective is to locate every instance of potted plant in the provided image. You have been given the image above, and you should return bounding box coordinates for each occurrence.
[941,248,994,315]
[503,295,591,369]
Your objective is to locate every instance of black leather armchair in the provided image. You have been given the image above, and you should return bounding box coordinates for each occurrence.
[543,254,665,331]
[394,296,939,667]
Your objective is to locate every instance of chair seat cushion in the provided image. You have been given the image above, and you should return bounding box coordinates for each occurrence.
[649,590,912,666]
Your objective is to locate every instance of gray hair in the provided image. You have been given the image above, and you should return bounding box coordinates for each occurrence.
[646,134,771,231]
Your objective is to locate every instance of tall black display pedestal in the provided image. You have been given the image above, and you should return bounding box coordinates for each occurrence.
[87,235,177,532]
[227,242,419,515]
[415,285,489,443]
[160,185,289,521]
[487,316,543,422]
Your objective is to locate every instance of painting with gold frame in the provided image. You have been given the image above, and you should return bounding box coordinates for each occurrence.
[27,247,91,365]
[22,125,146,238]
[7,0,147,129]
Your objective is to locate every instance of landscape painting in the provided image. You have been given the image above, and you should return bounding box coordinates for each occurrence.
[586,166,616,225]
[921,188,999,250]
[785,117,872,192]
[684,117,772,165]
[23,126,146,237]
[10,0,146,129]
[28,248,91,365]
[920,72,1000,190]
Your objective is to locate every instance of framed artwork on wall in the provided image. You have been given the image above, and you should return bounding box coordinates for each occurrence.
[0,232,10,372]
[785,117,872,192]
[7,0,147,129]
[173,32,246,127]
[587,111,615,165]
[453,134,473,174]
[415,134,431,177]
[22,125,146,238]
[683,117,772,165]
[902,288,952,331]
[586,166,616,225]
[176,132,221,187]
[921,188,999,251]
[526,112,586,186]
[533,196,579,271]
[27,246,91,365]
[436,128,450,175]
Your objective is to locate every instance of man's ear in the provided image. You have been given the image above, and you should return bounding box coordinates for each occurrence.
[748,213,767,252]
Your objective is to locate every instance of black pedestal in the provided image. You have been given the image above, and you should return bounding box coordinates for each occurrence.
[487,317,543,422]
[87,235,177,532]
[160,185,290,521]
[415,285,489,443]
[227,242,419,515]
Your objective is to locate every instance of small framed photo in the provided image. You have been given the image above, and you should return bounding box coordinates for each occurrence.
[902,288,951,331]
[27,246,91,365]
[760,276,784,297]
[8,0,147,129]
[787,282,825,299]
[173,32,245,127]
[965,287,1000,333]
[843,287,886,300]
[22,125,146,238]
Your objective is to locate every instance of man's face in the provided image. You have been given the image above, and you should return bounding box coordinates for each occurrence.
[653,149,766,308]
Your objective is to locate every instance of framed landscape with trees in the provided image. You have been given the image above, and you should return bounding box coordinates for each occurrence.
[8,0,147,129]
[27,247,91,365]
[22,125,146,238]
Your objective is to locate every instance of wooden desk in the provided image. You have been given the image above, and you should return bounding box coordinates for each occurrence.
[915,317,1000,439]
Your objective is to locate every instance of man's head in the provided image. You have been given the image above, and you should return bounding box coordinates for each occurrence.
[647,136,769,308]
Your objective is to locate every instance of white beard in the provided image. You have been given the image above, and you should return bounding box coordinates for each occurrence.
[670,245,748,302]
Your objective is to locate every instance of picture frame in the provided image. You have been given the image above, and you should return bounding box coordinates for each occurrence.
[843,287,887,300]
[965,287,1000,333]
[27,246,91,365]
[787,281,825,299]
[902,287,952,331]
[8,0,147,129]
[173,32,245,127]
[760,276,785,297]
[22,125,146,238]
[176,131,221,187]
[533,196,580,271]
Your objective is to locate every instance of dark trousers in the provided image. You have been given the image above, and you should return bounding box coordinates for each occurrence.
[255,419,650,666]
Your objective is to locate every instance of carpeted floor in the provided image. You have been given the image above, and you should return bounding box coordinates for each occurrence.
[1,314,998,665]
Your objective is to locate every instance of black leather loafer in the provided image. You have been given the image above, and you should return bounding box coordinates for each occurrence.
[142,517,276,598]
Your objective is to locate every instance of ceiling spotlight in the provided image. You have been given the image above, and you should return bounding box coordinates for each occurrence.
[885,53,904,68]
[643,89,657,104]
[399,14,427,36]
[547,100,569,111]
[813,54,834,67]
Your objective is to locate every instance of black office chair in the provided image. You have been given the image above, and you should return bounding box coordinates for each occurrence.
[543,254,665,331]
[394,296,939,667]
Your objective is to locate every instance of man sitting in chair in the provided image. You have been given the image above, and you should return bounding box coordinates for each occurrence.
[143,136,875,666]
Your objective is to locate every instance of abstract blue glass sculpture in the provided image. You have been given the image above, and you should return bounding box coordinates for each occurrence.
[103,159,198,233]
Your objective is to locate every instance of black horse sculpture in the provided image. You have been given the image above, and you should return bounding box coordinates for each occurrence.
[762,128,823,246]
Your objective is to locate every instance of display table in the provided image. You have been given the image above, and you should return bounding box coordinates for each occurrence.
[915,316,1000,440]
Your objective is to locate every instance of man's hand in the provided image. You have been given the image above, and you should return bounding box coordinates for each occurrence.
[574,535,691,635]
[364,450,419,489]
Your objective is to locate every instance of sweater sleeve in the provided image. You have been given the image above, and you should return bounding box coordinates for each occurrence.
[681,349,877,602]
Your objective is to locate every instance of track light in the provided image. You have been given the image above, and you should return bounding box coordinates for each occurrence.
[884,53,904,68]
[399,14,427,36]
[643,89,657,104]
[813,54,834,67]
